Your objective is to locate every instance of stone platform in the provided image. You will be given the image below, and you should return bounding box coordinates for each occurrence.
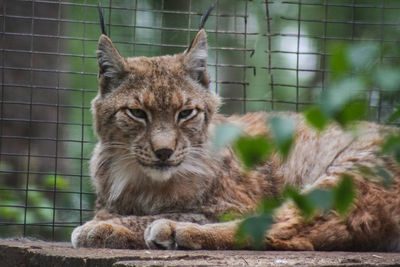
[1,239,400,266]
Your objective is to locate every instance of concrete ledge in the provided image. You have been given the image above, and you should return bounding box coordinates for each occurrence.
[1,239,400,266]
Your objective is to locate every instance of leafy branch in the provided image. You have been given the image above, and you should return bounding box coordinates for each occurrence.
[213,41,400,248]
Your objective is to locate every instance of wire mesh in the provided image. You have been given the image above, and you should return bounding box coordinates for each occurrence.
[0,0,399,241]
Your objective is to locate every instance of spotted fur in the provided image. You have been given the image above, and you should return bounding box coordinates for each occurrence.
[71,30,400,251]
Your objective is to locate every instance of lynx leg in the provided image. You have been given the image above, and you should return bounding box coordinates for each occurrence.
[72,212,211,249]
[144,177,400,251]
[71,219,143,248]
[145,219,242,250]
[143,209,340,251]
[143,218,310,250]
[142,216,336,250]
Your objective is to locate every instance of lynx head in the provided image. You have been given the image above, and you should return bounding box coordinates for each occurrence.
[91,30,220,183]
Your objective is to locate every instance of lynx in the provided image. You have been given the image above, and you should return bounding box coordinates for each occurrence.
[71,22,400,251]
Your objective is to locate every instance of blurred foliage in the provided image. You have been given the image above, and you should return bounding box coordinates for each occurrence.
[382,134,400,163]
[213,40,400,248]
[305,42,400,129]
[0,174,91,241]
[236,214,273,248]
[269,117,295,158]
[333,175,355,217]
[234,136,273,169]
[211,123,243,151]
[230,175,355,248]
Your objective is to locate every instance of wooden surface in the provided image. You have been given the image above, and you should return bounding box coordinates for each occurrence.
[1,239,400,266]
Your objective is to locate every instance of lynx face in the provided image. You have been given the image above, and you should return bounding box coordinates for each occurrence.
[91,30,220,182]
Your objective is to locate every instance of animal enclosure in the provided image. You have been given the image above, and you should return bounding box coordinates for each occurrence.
[1,0,400,241]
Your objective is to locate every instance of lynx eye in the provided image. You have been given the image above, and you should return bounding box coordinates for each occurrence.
[127,109,147,120]
[178,109,195,120]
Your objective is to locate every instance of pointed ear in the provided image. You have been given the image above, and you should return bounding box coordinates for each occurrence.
[184,29,209,88]
[97,34,129,95]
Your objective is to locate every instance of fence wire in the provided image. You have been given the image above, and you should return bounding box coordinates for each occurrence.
[0,0,399,241]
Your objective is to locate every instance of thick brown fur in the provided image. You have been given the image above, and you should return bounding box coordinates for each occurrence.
[71,30,400,251]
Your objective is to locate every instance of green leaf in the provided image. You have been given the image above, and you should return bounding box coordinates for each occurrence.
[334,99,367,127]
[211,123,242,151]
[381,134,400,163]
[387,107,400,123]
[234,136,272,169]
[307,189,333,213]
[0,205,24,222]
[333,175,355,216]
[0,188,19,202]
[219,211,242,222]
[236,214,273,248]
[258,198,283,214]
[329,43,350,81]
[381,134,400,153]
[348,43,380,72]
[268,116,295,158]
[284,187,315,219]
[44,175,69,190]
[304,106,328,131]
[374,67,400,92]
[321,78,365,118]
[375,166,393,188]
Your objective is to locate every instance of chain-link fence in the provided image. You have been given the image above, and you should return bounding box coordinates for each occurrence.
[1,0,399,241]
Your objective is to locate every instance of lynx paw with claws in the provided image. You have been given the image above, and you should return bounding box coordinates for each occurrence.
[144,219,203,250]
[71,220,137,249]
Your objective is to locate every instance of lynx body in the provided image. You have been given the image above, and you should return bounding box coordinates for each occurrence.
[71,29,400,251]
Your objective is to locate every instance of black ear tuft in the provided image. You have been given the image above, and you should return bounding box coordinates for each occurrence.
[183,3,215,88]
[97,2,107,36]
[199,2,215,30]
[187,3,215,52]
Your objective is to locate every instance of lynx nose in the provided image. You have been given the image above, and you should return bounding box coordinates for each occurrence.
[155,148,173,161]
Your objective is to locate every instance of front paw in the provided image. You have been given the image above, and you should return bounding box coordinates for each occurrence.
[71,220,138,249]
[144,219,203,250]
